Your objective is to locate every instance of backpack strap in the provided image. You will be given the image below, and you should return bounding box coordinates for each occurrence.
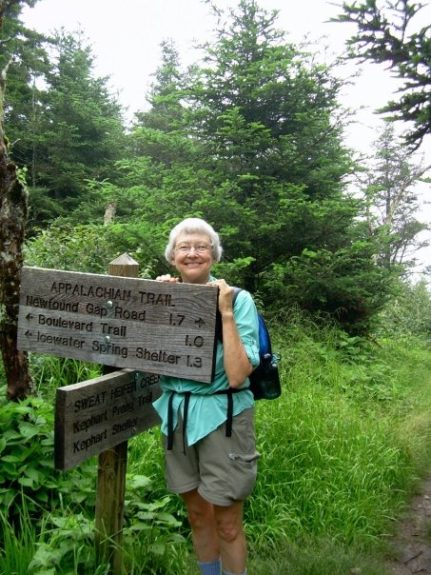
[167,390,191,454]
[166,387,248,452]
[168,286,249,453]
[213,387,248,436]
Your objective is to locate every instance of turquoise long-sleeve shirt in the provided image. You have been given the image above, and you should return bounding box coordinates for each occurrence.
[152,286,260,447]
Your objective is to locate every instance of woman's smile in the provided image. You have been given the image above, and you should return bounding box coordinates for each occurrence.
[172,232,214,284]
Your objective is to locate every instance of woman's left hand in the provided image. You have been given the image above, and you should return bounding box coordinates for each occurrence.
[210,279,234,315]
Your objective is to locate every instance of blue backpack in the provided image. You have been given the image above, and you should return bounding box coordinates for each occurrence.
[232,288,281,401]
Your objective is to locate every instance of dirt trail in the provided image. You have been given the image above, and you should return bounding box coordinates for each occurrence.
[385,476,431,574]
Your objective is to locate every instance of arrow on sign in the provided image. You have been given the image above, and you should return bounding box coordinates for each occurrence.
[26,313,34,320]
[195,318,205,328]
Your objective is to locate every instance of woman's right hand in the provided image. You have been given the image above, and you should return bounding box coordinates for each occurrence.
[155,274,179,283]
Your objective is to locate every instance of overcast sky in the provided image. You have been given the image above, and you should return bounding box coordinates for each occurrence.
[21,0,431,274]
[21,0,401,138]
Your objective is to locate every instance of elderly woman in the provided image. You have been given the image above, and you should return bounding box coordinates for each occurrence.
[153,217,260,575]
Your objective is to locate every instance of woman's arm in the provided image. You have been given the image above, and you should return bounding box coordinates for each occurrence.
[213,279,254,388]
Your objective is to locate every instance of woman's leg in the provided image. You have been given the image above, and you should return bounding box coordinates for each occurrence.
[181,488,220,561]
[213,500,246,574]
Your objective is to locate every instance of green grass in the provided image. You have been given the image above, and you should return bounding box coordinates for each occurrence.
[127,321,431,573]
[242,322,431,573]
[0,505,38,575]
[250,536,387,575]
[30,354,101,400]
[2,320,431,574]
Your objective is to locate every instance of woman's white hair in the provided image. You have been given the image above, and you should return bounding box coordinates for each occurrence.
[164,217,223,263]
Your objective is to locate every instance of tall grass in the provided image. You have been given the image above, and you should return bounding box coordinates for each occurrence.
[2,317,431,574]
[0,503,37,575]
[128,318,431,573]
[243,319,431,572]
[250,387,414,545]
[29,355,101,400]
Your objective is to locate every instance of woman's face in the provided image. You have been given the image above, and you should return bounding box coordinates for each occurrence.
[172,232,214,284]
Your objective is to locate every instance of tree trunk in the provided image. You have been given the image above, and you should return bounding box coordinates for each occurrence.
[0,12,33,400]
[103,202,116,225]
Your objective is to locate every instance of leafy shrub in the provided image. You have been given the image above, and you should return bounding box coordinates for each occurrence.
[121,474,189,574]
[0,394,97,526]
[0,396,57,522]
[24,219,164,278]
[377,278,431,340]
[264,244,394,335]
[27,513,108,575]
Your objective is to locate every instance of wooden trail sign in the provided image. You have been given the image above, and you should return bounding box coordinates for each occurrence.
[55,370,162,471]
[16,255,222,575]
[17,266,219,382]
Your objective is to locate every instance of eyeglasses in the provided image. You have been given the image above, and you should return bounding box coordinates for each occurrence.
[175,243,212,254]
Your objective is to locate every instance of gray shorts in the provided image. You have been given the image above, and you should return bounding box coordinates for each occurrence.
[163,408,260,507]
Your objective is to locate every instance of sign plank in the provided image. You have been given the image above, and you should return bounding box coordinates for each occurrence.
[55,370,162,470]
[17,267,219,382]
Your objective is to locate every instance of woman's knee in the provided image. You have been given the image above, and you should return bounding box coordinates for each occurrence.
[182,490,215,529]
[216,521,242,544]
[214,504,244,543]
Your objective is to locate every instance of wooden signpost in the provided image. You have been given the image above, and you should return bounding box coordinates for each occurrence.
[16,254,219,574]
[54,369,162,470]
[17,265,218,382]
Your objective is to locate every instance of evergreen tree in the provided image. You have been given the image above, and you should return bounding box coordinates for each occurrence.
[3,17,127,228]
[187,2,350,218]
[134,39,187,134]
[117,0,392,332]
[378,277,431,338]
[362,124,429,269]
[129,40,197,168]
[35,30,126,211]
[0,0,50,175]
[191,1,348,191]
[115,39,211,233]
[184,0,387,331]
[336,0,431,150]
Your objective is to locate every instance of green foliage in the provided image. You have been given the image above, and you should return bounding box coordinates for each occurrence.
[134,39,188,133]
[0,396,56,521]
[24,221,115,272]
[127,319,431,572]
[0,501,108,575]
[3,16,126,231]
[336,0,431,149]
[27,185,67,230]
[27,513,100,575]
[30,355,101,400]
[0,501,39,575]
[24,219,163,277]
[3,0,402,333]
[360,124,429,270]
[101,0,390,333]
[31,31,126,221]
[121,476,189,574]
[0,393,187,575]
[0,391,99,529]
[243,319,431,570]
[377,278,431,339]
[7,2,431,572]
[251,537,386,575]
[263,242,394,334]
[1,317,431,573]
[253,389,410,542]
[1,0,51,172]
